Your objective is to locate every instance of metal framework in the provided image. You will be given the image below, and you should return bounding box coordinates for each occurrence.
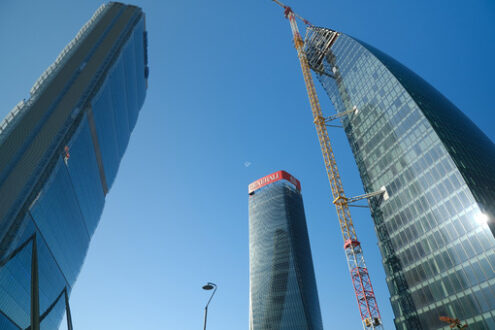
[0,233,73,330]
[271,1,384,328]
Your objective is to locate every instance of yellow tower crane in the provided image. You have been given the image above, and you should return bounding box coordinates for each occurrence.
[271,1,385,328]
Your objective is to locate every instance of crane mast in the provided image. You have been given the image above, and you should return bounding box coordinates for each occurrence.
[272,1,383,328]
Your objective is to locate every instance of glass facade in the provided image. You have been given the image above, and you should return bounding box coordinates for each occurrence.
[305,28,495,329]
[249,173,323,330]
[0,3,148,329]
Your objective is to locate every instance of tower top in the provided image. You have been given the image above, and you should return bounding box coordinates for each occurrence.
[249,170,301,194]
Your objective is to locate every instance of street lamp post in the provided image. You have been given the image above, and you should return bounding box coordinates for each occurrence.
[202,282,217,330]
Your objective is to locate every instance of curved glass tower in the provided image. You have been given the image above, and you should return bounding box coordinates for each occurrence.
[0,3,148,329]
[305,28,495,329]
[248,171,323,330]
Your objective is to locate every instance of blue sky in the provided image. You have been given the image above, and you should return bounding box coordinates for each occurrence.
[1,1,494,329]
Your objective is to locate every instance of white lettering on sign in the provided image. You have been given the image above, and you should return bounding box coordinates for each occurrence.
[248,170,301,194]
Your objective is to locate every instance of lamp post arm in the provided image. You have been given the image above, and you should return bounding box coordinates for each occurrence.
[205,285,217,309]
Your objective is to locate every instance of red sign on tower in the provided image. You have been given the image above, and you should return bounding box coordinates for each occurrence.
[248,170,301,194]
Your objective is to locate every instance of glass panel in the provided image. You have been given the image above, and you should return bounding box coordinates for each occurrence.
[30,158,90,285]
[66,116,105,236]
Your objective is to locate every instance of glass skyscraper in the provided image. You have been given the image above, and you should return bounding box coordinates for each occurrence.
[304,27,495,329]
[0,2,148,329]
[249,170,323,330]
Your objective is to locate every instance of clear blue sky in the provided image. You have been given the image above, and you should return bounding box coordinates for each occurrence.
[1,1,494,329]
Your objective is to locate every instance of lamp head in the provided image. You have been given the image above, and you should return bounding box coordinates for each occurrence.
[202,282,216,290]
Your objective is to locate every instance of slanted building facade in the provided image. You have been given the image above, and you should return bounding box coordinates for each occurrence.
[305,27,495,329]
[0,3,148,329]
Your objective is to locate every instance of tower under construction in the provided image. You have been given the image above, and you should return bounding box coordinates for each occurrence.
[273,1,495,329]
